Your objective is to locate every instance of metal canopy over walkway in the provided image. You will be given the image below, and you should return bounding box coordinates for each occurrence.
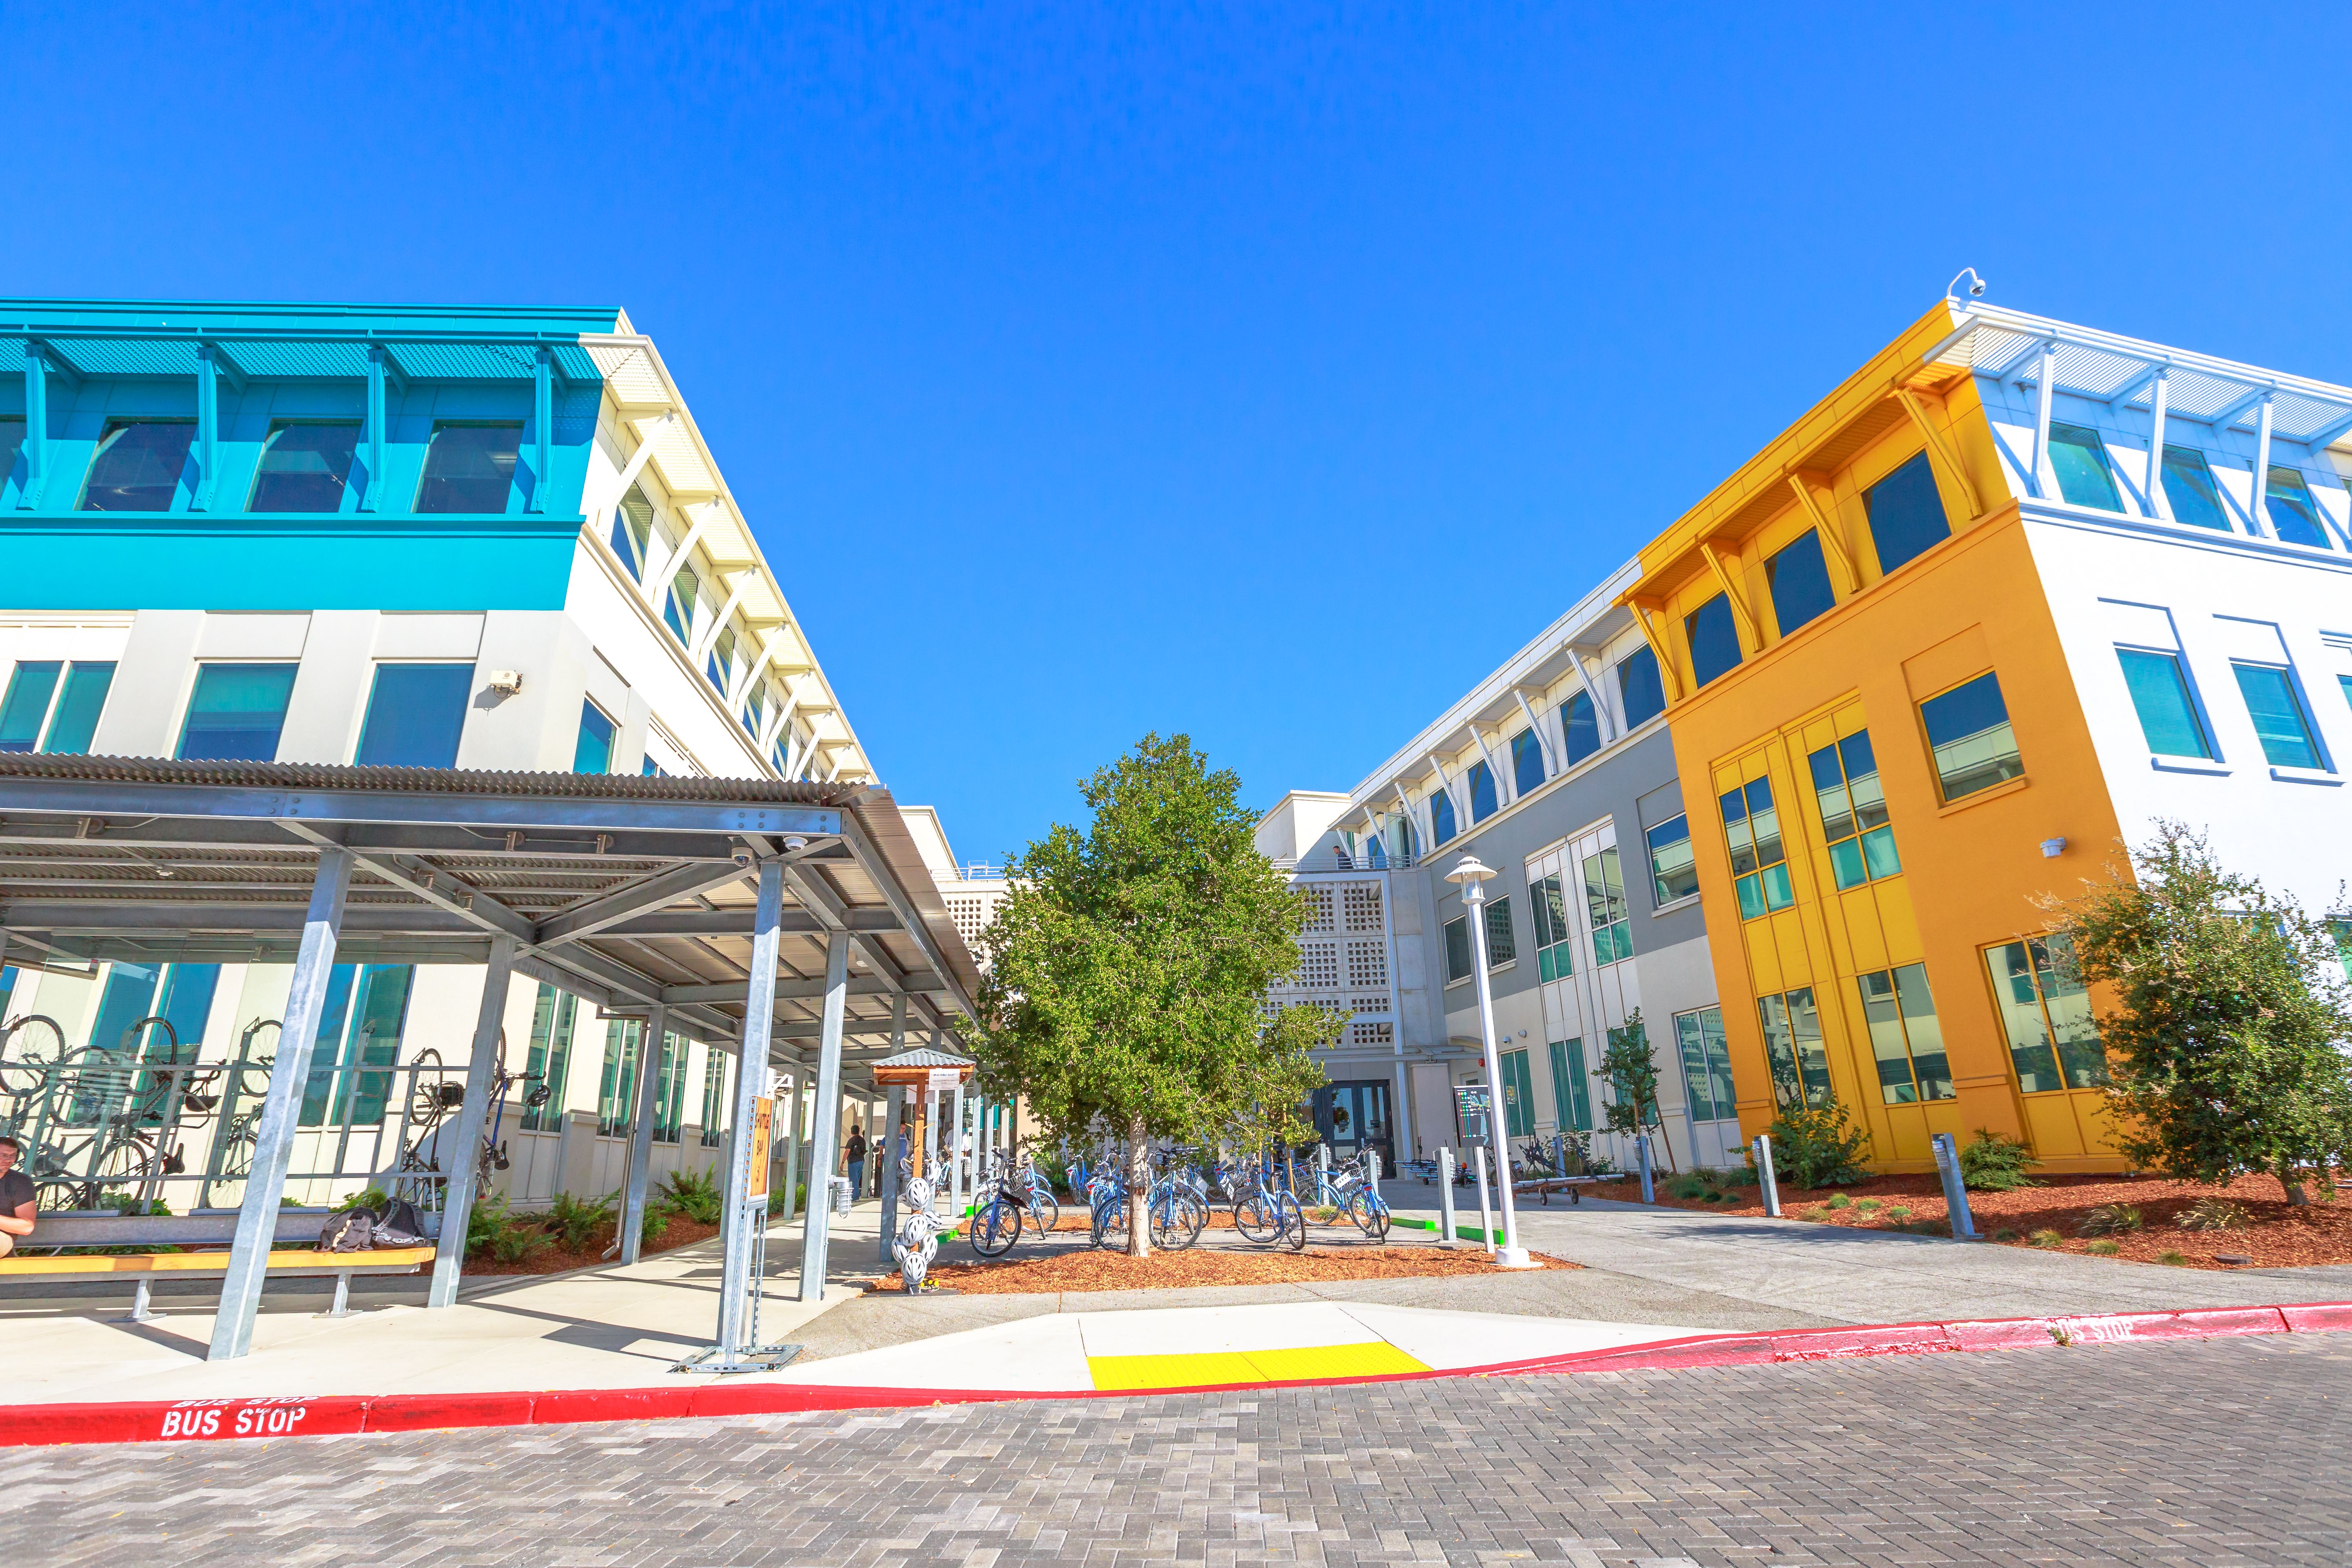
[0,754,981,1361]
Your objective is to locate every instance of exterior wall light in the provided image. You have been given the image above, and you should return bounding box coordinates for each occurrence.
[2040,837,2067,858]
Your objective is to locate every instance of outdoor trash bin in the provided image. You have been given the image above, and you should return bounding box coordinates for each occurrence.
[831,1175,853,1215]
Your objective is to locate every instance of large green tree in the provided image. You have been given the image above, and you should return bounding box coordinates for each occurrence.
[969,734,1334,1254]
[2052,822,2352,1205]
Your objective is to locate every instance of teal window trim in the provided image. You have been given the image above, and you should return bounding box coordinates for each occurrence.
[1501,1048,1535,1138]
[177,663,296,762]
[1549,1038,1592,1131]
[2116,648,2214,760]
[2231,662,2326,771]
[2047,422,2124,512]
[2159,445,2232,532]
[1529,871,1575,981]
[1581,846,1633,964]
[1673,1007,1735,1122]
[2263,466,2331,550]
[1808,730,1899,891]
[1719,777,1793,919]
[574,699,617,775]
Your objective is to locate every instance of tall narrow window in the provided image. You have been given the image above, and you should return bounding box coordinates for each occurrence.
[1511,728,1545,797]
[1429,786,1457,847]
[178,664,296,761]
[1919,673,2023,802]
[653,1031,687,1143]
[1673,1007,1735,1122]
[2047,422,2123,511]
[1757,987,1831,1109]
[1684,595,1741,687]
[1984,936,2105,1094]
[0,419,24,494]
[2116,649,2212,760]
[2160,445,2231,531]
[2232,662,2323,770]
[2265,466,2330,549]
[699,1049,729,1146]
[1560,690,1601,766]
[1548,1038,1591,1131]
[1582,847,1631,964]
[1863,452,1949,576]
[414,423,521,513]
[610,486,653,580]
[355,664,473,768]
[523,983,577,1133]
[1858,964,1952,1103]
[1443,915,1472,983]
[1483,891,1515,967]
[1719,777,1792,918]
[597,1018,643,1136]
[574,700,617,774]
[1767,531,1835,636]
[706,623,735,695]
[1467,759,1499,822]
[151,963,221,1062]
[248,423,360,512]
[1616,646,1666,728]
[1500,1048,1535,1138]
[1528,872,1573,982]
[1644,814,1697,906]
[79,421,194,512]
[42,662,114,755]
[299,964,413,1127]
[1808,731,1898,890]
[743,683,764,741]
[0,663,60,753]
[663,565,697,644]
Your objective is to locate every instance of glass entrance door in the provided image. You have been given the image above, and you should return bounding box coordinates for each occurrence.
[1319,1080,1394,1166]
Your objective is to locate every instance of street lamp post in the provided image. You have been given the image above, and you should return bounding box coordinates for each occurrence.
[1446,853,1535,1268]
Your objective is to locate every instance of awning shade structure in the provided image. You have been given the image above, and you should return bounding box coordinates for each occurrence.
[0,754,981,1361]
[0,754,980,1059]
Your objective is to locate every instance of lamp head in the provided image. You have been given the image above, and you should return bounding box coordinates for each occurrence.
[1444,854,1494,893]
[1947,266,1989,301]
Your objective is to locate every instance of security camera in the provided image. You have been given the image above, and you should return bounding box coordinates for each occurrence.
[1970,278,1987,297]
[782,835,808,852]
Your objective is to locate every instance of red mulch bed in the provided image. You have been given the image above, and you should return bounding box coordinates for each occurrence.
[865,1243,1574,1295]
[461,1214,725,1276]
[1588,1170,2352,1270]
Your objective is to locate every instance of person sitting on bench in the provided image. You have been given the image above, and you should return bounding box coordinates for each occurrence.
[0,1137,36,1256]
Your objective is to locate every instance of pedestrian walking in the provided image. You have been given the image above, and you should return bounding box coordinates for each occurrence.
[844,1123,869,1202]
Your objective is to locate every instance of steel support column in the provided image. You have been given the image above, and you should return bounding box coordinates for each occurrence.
[795,928,851,1303]
[208,846,352,1361]
[429,935,516,1307]
[619,1002,668,1265]
[715,862,783,1353]
[777,1069,802,1223]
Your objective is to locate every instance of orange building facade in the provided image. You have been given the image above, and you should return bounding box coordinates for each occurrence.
[1619,301,2352,1173]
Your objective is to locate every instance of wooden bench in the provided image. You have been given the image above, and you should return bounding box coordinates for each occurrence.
[0,1247,438,1321]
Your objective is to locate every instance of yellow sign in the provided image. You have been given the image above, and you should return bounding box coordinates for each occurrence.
[746,1096,773,1199]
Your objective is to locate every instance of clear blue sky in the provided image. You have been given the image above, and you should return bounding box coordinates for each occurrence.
[11,6,2350,864]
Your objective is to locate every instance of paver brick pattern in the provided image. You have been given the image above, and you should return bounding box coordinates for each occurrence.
[2,1336,2345,1567]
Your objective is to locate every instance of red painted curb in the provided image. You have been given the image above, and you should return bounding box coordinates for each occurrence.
[4,1300,2342,1448]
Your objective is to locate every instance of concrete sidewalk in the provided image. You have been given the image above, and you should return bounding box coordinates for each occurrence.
[0,1203,890,1407]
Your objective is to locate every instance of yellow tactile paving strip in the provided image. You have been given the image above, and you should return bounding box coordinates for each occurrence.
[1087,1340,1428,1391]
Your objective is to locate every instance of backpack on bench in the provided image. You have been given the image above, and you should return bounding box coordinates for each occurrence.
[319,1208,375,1252]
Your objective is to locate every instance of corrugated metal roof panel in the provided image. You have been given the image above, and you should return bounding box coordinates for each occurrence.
[225,341,374,379]
[50,338,200,376]
[385,341,537,381]
[0,752,864,803]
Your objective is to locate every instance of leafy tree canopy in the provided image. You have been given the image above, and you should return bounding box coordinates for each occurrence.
[2050,822,2352,1204]
[968,734,1333,1251]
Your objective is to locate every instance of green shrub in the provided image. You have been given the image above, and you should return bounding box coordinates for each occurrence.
[1764,1098,1873,1189]
[1991,1227,2018,1242]
[2085,1238,2122,1256]
[332,1187,389,1215]
[1664,1174,1712,1201]
[1886,1205,1913,1220]
[463,1193,550,1263]
[658,1167,724,1226]
[544,1190,615,1251]
[2030,1228,2063,1248]
[2177,1196,2250,1232]
[95,1191,172,1217]
[2157,1250,2190,1266]
[1958,1129,2042,1191]
[1855,1197,1882,1212]
[2079,1203,2144,1236]
[642,1208,670,1247]
[1824,1193,1851,1210]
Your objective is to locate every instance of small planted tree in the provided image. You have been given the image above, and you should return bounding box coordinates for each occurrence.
[1598,1009,1675,1174]
[969,734,1335,1255]
[2050,822,2352,1205]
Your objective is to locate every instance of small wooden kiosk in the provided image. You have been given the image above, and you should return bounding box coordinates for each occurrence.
[871,1047,975,1183]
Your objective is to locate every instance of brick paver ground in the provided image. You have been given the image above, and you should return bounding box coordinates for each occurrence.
[3,1334,2345,1567]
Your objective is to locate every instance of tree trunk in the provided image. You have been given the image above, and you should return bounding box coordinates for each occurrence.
[2278,1162,2310,1206]
[1126,1115,1152,1258]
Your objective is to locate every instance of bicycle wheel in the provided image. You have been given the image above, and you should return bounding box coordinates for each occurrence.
[1150,1191,1203,1252]
[1232,1190,1279,1243]
[1090,1192,1129,1250]
[0,1014,66,1100]
[1028,1193,1061,1235]
[1350,1189,1392,1242]
[1273,1192,1308,1252]
[971,1196,1022,1258]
